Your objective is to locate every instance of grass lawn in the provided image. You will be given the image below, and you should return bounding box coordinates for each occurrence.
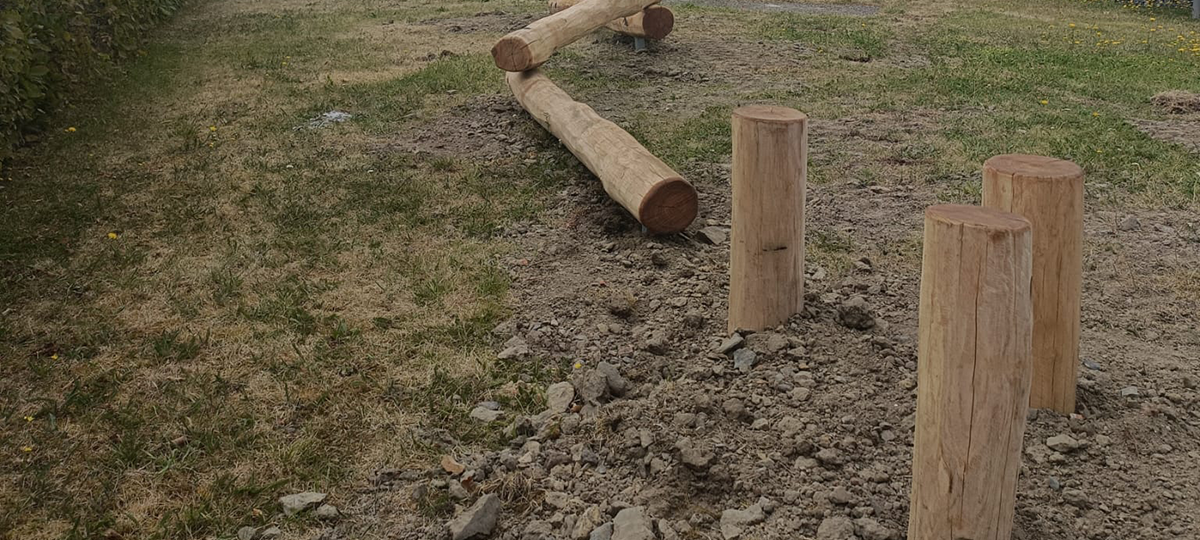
[0,0,1196,537]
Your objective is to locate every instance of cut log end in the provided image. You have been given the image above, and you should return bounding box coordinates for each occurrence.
[926,204,1030,233]
[492,36,535,72]
[984,154,1084,180]
[639,6,675,40]
[733,105,808,124]
[639,177,699,234]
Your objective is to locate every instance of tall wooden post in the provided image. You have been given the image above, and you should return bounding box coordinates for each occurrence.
[728,106,806,332]
[909,205,1033,540]
[982,154,1084,414]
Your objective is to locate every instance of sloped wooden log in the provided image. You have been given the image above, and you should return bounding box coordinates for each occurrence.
[506,70,697,234]
[549,0,674,40]
[493,0,660,71]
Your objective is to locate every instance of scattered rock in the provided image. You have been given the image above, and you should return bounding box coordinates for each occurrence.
[837,296,876,330]
[304,110,353,129]
[733,348,758,373]
[470,406,504,423]
[546,382,576,413]
[1046,434,1083,453]
[716,334,744,354]
[698,226,729,245]
[314,503,340,520]
[442,455,466,475]
[448,494,502,540]
[1118,215,1141,231]
[676,437,715,471]
[498,336,530,359]
[829,486,855,505]
[590,522,614,540]
[611,507,654,540]
[596,361,629,397]
[854,517,895,540]
[578,370,609,402]
[1120,386,1140,397]
[719,504,765,539]
[1062,488,1089,508]
[279,491,326,517]
[816,516,857,540]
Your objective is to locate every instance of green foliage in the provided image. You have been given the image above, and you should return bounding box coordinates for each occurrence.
[0,0,187,165]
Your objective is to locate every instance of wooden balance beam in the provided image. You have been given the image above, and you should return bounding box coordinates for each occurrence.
[507,70,697,234]
[549,0,674,40]
[493,0,662,72]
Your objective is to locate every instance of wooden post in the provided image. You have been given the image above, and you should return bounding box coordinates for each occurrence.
[909,205,1033,540]
[982,154,1084,414]
[507,70,697,234]
[549,0,674,40]
[727,106,806,332]
[492,0,661,71]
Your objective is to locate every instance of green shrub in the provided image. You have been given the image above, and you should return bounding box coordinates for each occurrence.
[0,0,187,166]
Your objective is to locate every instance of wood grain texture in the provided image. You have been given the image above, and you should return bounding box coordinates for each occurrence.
[492,0,659,71]
[507,70,696,234]
[982,154,1084,414]
[909,204,1034,540]
[728,105,807,332]
[549,0,674,39]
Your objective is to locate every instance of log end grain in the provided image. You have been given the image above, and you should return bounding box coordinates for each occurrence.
[640,5,675,40]
[639,177,699,234]
[732,104,807,124]
[925,204,1030,233]
[983,154,1084,181]
[492,35,535,72]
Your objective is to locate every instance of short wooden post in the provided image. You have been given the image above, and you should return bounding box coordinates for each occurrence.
[909,205,1034,540]
[728,106,806,332]
[982,154,1084,414]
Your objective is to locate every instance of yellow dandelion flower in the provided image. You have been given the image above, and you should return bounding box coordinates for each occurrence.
[21,446,32,452]
[107,232,118,239]
[573,362,582,369]
[209,126,217,132]
[1092,111,1100,117]
[24,416,33,422]
[1039,100,1049,105]
[1069,23,1076,28]
[50,354,58,360]
[66,127,77,133]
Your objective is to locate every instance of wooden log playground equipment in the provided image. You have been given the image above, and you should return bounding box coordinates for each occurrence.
[507,70,697,234]
[909,205,1034,540]
[982,154,1085,414]
[493,0,694,234]
[728,106,807,332]
[492,0,664,72]
[549,0,674,40]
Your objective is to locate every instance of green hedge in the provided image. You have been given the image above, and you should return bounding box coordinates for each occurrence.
[1,0,187,165]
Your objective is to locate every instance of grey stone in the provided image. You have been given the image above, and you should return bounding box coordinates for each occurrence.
[498,336,530,359]
[698,226,728,245]
[546,382,576,413]
[816,516,857,540]
[829,486,855,505]
[589,522,614,540]
[279,491,326,516]
[643,331,669,355]
[854,517,895,540]
[733,349,758,373]
[1046,434,1083,453]
[314,504,340,520]
[306,110,354,129]
[745,332,789,354]
[1062,488,1089,508]
[837,296,875,330]
[676,437,714,471]
[448,494,502,540]
[470,406,504,423]
[258,527,281,540]
[578,370,609,402]
[1120,386,1140,397]
[720,504,765,539]
[715,334,744,354]
[237,526,259,540]
[612,507,654,540]
[815,448,844,467]
[1118,215,1141,231]
[596,362,629,396]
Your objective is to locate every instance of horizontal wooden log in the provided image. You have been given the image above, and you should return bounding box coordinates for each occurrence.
[549,0,674,40]
[493,0,659,72]
[507,70,697,234]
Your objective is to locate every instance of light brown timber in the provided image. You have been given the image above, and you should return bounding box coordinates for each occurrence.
[909,204,1034,540]
[548,0,674,40]
[982,154,1084,414]
[492,0,661,71]
[727,105,807,332]
[506,69,696,234]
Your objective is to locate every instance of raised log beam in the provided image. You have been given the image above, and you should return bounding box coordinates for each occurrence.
[549,0,674,40]
[493,0,660,72]
[506,70,697,234]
